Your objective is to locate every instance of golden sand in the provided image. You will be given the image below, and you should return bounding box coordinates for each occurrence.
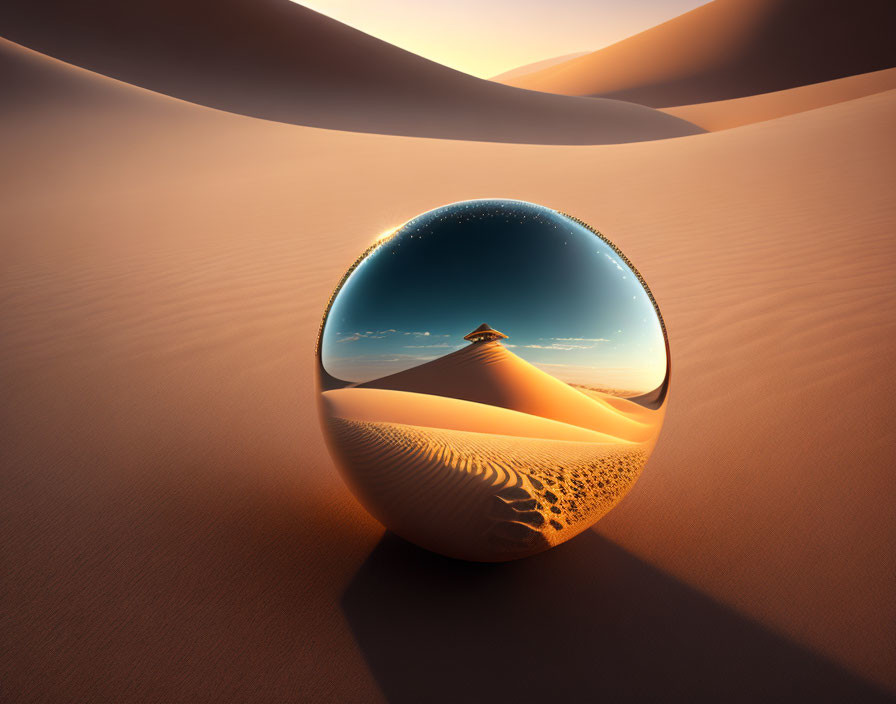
[322,387,630,443]
[325,416,649,561]
[358,340,659,442]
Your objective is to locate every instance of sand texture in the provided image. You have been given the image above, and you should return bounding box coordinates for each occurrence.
[500,0,896,107]
[320,342,661,561]
[358,341,659,442]
[321,388,631,444]
[0,1,701,144]
[1,36,895,702]
[663,67,896,130]
[325,417,648,562]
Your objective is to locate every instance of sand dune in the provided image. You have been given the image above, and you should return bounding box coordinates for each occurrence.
[491,51,591,82]
[500,0,896,107]
[321,349,658,560]
[358,341,660,443]
[663,67,896,130]
[0,3,701,144]
[321,388,630,444]
[1,40,895,699]
[325,416,647,562]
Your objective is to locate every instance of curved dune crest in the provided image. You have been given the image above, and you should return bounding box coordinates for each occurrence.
[0,1,701,144]
[357,341,660,443]
[500,0,896,107]
[490,51,591,82]
[322,388,631,444]
[661,67,896,131]
[0,38,178,113]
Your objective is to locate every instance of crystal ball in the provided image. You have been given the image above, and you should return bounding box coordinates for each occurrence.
[317,199,669,561]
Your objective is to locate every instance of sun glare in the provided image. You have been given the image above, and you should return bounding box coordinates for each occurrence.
[372,225,402,246]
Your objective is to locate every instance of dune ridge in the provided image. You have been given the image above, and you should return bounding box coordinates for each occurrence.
[321,388,633,444]
[661,67,896,130]
[358,341,660,443]
[0,3,701,143]
[500,0,896,107]
[490,51,591,82]
[321,340,661,560]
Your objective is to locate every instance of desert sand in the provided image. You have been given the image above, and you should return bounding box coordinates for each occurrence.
[321,388,630,444]
[500,0,896,107]
[357,341,659,442]
[1,31,895,704]
[490,51,590,82]
[663,67,896,131]
[325,415,648,562]
[0,0,701,143]
[320,341,660,561]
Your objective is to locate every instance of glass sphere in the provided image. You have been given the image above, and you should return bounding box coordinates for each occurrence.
[317,199,669,561]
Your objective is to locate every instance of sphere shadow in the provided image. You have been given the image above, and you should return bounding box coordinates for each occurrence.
[341,531,892,704]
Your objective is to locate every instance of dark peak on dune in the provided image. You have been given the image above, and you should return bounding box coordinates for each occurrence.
[0,0,702,143]
[501,0,896,108]
[463,323,508,343]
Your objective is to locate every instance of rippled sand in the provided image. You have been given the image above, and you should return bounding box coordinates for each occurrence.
[326,417,648,561]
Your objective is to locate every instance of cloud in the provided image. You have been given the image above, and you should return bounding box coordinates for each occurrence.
[404,343,463,349]
[516,336,610,350]
[553,337,610,343]
[335,328,400,342]
[522,343,595,350]
[337,331,382,343]
[335,329,435,343]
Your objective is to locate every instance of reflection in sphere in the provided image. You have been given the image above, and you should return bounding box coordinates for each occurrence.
[317,200,669,561]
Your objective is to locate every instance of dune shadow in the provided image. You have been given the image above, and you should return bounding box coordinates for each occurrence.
[0,0,702,144]
[342,531,892,704]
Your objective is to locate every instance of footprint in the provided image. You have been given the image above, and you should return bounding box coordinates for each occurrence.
[486,484,551,555]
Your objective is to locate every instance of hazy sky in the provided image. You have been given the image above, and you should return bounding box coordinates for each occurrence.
[321,200,667,393]
[295,0,708,77]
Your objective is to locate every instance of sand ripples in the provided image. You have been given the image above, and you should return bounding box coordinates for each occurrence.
[326,417,648,561]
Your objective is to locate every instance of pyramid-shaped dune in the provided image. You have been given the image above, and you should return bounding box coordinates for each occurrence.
[355,340,657,442]
[320,339,664,560]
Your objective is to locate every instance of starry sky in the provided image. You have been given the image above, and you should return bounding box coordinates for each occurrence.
[294,0,709,78]
[321,200,667,394]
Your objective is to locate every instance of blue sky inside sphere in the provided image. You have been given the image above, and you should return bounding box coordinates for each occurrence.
[321,200,667,394]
